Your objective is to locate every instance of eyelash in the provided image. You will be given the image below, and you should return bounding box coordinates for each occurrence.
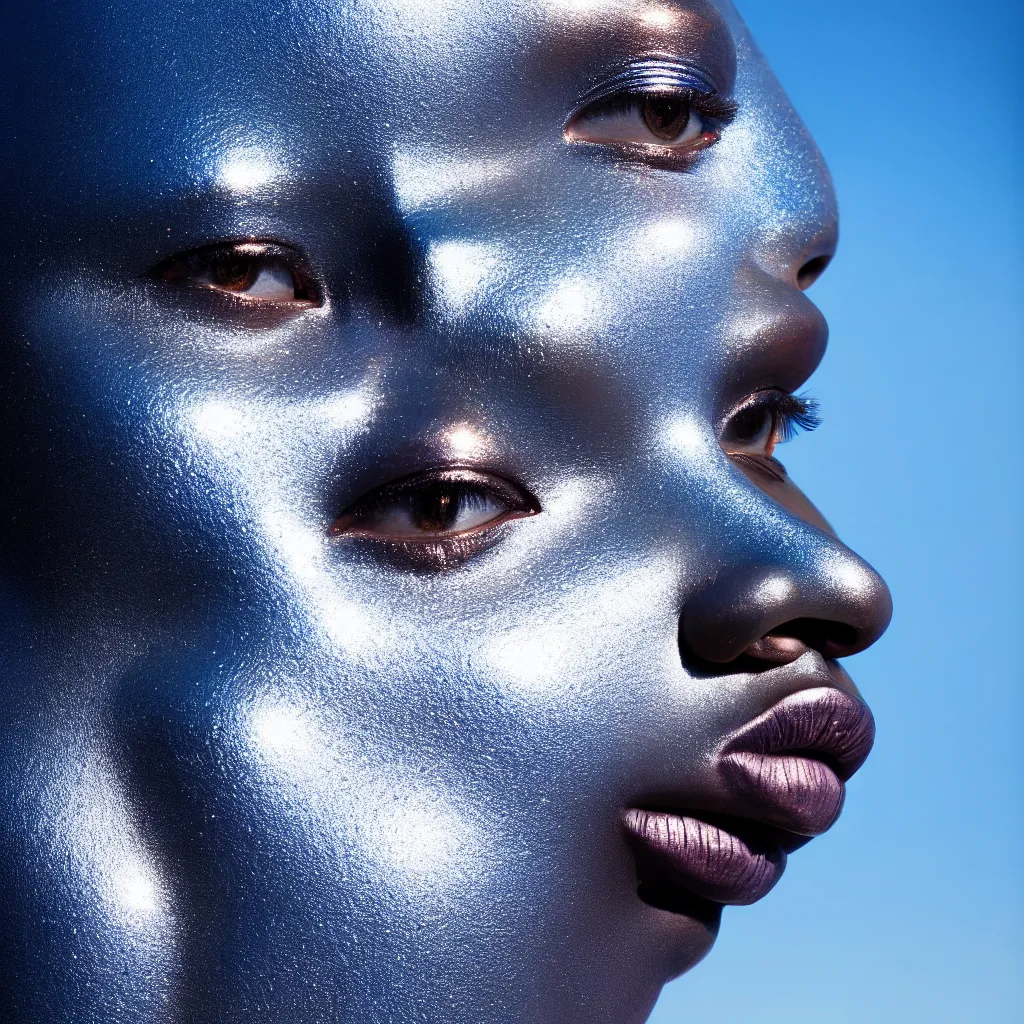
[721,389,822,473]
[565,59,738,161]
[590,87,737,126]
[148,241,319,304]
[764,391,822,443]
[330,468,539,569]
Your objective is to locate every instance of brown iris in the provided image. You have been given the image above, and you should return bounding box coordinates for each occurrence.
[412,483,460,532]
[208,249,263,292]
[642,95,691,142]
[727,403,776,452]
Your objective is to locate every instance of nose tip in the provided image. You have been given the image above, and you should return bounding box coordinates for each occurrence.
[681,548,892,669]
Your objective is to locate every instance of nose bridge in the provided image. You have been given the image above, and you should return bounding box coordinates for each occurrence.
[750,155,839,291]
[726,26,840,287]
[330,161,428,327]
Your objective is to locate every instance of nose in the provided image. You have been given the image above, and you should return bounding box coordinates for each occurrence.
[680,535,892,669]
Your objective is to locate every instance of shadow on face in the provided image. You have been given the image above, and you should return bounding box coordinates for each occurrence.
[0,2,890,1022]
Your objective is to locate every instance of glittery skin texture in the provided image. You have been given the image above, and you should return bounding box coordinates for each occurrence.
[0,2,891,1021]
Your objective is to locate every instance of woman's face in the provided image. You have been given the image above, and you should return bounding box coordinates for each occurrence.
[0,1,891,1021]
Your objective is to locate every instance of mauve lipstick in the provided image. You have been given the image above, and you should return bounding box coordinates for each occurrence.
[623,808,786,905]
[720,686,875,836]
[624,685,875,907]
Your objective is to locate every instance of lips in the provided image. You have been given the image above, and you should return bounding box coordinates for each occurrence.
[624,686,875,907]
[623,808,788,905]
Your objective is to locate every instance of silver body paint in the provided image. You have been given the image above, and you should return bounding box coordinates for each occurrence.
[0,2,890,1021]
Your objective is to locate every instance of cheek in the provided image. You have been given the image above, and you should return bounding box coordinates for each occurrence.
[364,545,730,807]
[0,277,382,593]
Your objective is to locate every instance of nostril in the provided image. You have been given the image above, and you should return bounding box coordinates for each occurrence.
[760,618,861,660]
[742,633,809,667]
[680,558,892,673]
[680,617,864,678]
[797,254,832,290]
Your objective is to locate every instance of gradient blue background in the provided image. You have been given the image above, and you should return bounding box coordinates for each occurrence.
[650,2,1023,1021]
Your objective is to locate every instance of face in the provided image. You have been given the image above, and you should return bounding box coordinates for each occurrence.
[0,2,891,1021]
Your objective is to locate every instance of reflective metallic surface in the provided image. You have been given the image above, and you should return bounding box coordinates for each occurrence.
[0,2,891,1021]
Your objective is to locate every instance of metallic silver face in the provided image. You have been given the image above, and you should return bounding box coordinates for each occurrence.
[0,2,891,1021]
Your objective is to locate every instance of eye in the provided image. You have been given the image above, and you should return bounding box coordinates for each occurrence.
[565,88,737,154]
[331,469,539,544]
[721,391,821,460]
[149,242,319,304]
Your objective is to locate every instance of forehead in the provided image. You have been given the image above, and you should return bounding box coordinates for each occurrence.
[1,0,830,421]
[5,0,739,196]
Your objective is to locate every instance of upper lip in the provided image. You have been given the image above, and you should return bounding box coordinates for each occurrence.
[719,685,875,836]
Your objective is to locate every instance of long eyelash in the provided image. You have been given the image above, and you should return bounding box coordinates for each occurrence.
[673,88,738,125]
[773,392,822,442]
[594,87,738,126]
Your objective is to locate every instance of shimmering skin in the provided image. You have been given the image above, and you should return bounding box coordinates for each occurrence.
[0,2,892,1022]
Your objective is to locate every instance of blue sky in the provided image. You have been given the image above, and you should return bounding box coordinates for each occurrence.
[650,1,1023,1021]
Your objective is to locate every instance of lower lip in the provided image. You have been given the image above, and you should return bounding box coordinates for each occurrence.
[623,807,786,906]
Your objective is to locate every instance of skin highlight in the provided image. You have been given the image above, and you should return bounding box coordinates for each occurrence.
[0,2,891,1022]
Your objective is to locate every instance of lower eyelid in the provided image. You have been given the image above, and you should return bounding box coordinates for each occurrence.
[331,505,536,546]
[343,507,520,539]
[329,514,529,576]
[729,452,788,483]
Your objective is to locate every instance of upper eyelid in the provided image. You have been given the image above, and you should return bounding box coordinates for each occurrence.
[339,468,539,514]
[570,58,732,116]
[720,389,821,435]
[718,388,788,429]
[146,239,322,300]
[147,239,311,275]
